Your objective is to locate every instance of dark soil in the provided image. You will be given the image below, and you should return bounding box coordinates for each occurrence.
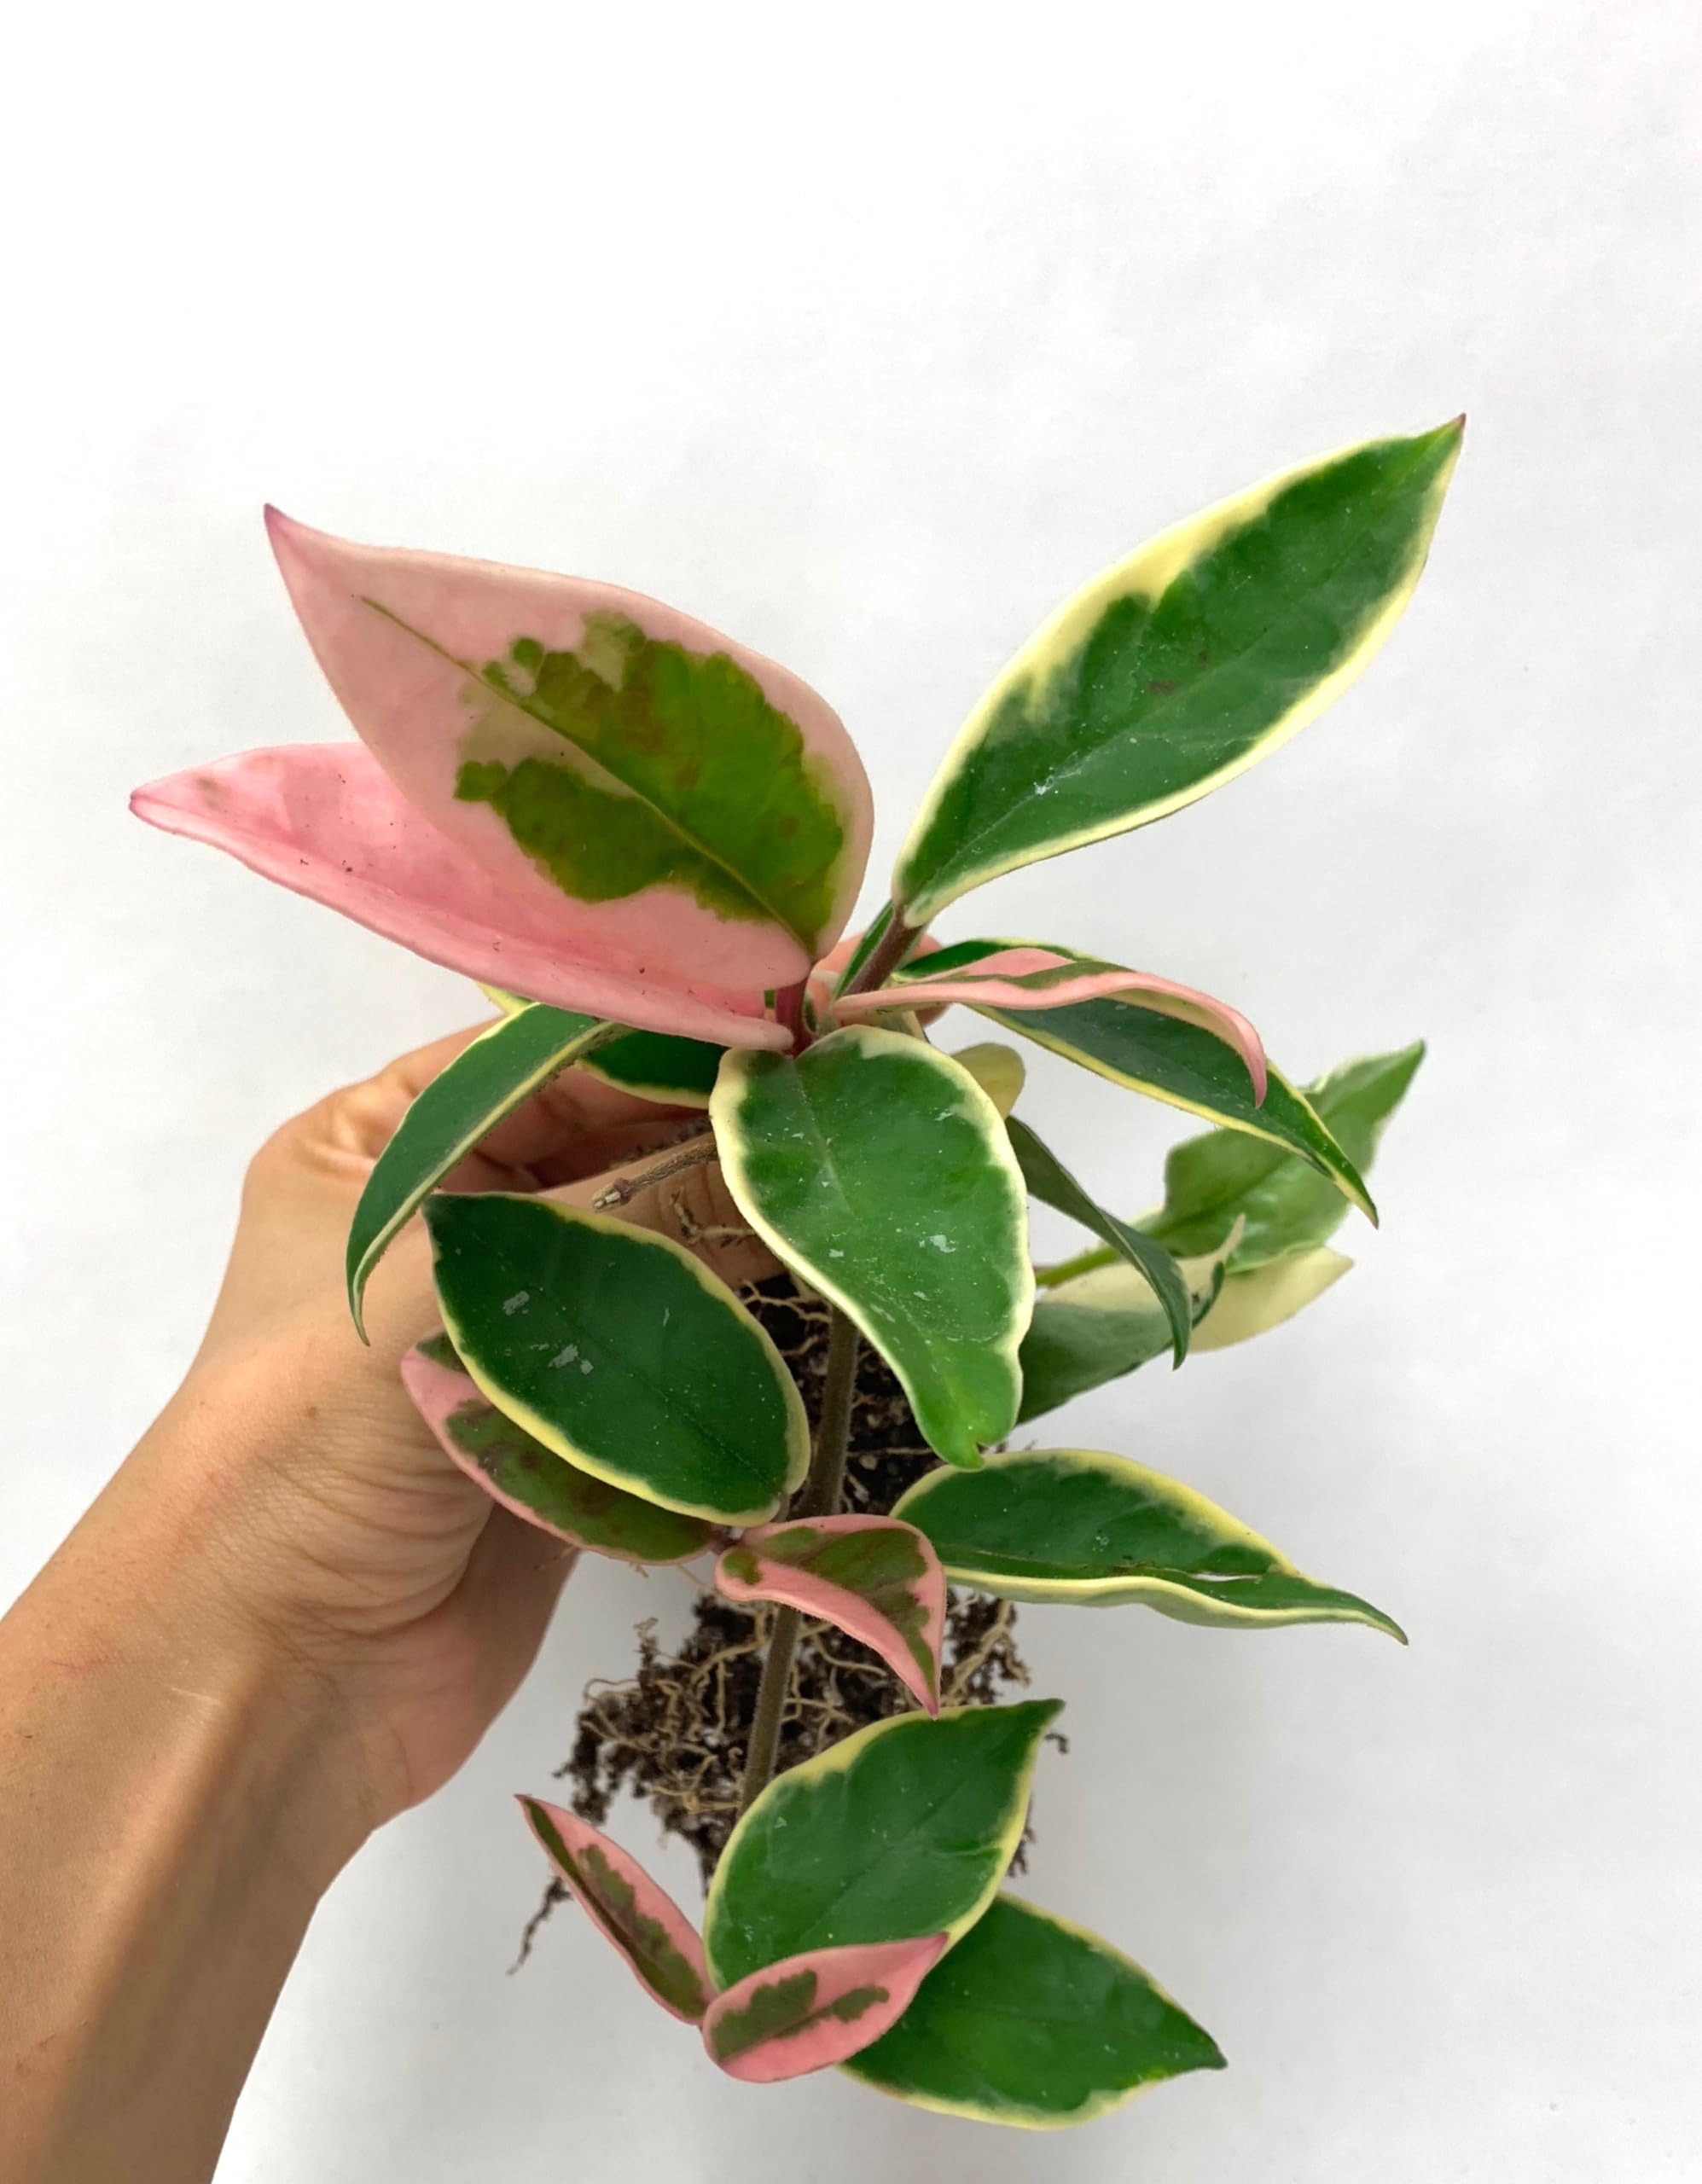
[516,1272,1037,1961]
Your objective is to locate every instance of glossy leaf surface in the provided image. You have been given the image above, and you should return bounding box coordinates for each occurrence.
[715,1517,946,1714]
[424,1194,807,1525]
[1019,1237,1238,1422]
[131,746,787,1047]
[1006,1116,1193,1366]
[346,1003,611,1335]
[929,939,1373,1217]
[519,1798,710,2022]
[840,944,1265,1102]
[399,1343,717,1563]
[712,1029,1031,1467]
[1144,1040,1426,1267]
[844,1895,1224,2126]
[702,1935,947,2083]
[267,512,872,986]
[895,1449,1405,1639]
[578,1027,725,1107]
[704,1702,1060,1989]
[894,422,1462,922]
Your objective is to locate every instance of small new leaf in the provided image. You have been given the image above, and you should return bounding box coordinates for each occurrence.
[715,1517,947,1714]
[519,1798,711,2023]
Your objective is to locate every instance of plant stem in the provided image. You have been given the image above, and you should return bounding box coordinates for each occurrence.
[589,1124,717,1208]
[847,907,921,998]
[738,1306,861,1811]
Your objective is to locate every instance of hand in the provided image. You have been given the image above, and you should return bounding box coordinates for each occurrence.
[98,1025,771,1836]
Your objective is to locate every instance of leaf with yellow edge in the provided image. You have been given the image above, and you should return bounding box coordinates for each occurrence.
[893,421,1462,923]
[895,1449,1405,1640]
[423,1193,807,1525]
[1191,1246,1353,1351]
[712,1029,1031,1469]
[705,1701,1060,1989]
[346,1002,613,1337]
[715,1516,946,1714]
[843,1895,1223,2127]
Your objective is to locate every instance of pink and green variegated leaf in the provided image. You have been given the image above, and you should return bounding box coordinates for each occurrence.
[400,1341,718,1565]
[838,944,1266,1103]
[702,1935,948,2083]
[131,746,787,1048]
[265,511,872,988]
[519,1797,711,2023]
[715,1517,947,1714]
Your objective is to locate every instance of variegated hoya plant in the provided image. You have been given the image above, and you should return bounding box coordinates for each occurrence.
[134,422,1460,2127]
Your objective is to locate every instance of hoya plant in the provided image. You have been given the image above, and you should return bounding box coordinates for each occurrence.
[134,421,1459,2128]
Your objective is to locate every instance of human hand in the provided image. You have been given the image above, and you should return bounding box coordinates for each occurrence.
[107,1025,771,1842]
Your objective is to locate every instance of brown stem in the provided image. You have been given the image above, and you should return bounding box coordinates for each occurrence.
[738,1307,862,1810]
[845,907,922,999]
[589,1123,716,1208]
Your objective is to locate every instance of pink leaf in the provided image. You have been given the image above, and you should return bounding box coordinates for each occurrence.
[702,1934,948,2083]
[836,944,1268,1101]
[265,511,872,988]
[131,745,787,1048]
[519,1797,712,2023]
[399,1342,717,1565]
[715,1516,946,1715]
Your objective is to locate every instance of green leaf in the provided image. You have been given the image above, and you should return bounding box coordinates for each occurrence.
[345,1003,611,1338]
[422,1194,808,1525]
[926,938,1373,1218]
[401,1340,718,1563]
[893,422,1462,923]
[577,1027,725,1107]
[1006,1115,1193,1367]
[704,1701,1061,1989]
[1145,1040,1426,1268]
[1018,1238,1235,1423]
[1192,1246,1353,1352]
[712,1029,1032,1468]
[895,1449,1405,1640]
[844,1894,1224,2126]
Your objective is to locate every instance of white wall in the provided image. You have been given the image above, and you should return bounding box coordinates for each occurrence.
[3,1,1698,2175]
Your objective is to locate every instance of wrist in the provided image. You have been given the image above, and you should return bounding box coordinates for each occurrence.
[11,1392,386,1885]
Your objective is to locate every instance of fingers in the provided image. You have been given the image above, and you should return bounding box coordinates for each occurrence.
[550,1154,779,1290]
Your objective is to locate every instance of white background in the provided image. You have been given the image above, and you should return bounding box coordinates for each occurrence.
[3,1,1699,2175]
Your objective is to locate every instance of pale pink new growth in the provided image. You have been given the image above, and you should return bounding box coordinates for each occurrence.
[715,1516,947,1715]
[702,1934,948,2083]
[836,944,1269,1101]
[265,510,873,990]
[130,746,787,1048]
